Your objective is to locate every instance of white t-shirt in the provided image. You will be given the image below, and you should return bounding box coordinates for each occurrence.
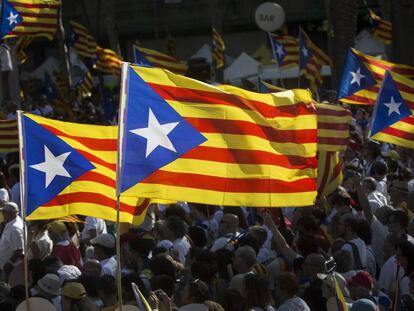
[173,237,191,264]
[277,297,310,311]
[378,255,404,295]
[0,188,9,202]
[81,217,107,240]
[341,237,367,269]
[0,216,24,268]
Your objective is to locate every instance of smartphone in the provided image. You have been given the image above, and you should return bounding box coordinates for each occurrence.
[324,257,336,274]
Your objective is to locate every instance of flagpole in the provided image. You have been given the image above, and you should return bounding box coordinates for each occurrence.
[115,62,130,311]
[17,111,30,311]
[57,5,72,93]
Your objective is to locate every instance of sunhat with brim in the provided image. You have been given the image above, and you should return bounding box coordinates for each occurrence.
[16,297,56,311]
[37,273,61,296]
[0,202,19,212]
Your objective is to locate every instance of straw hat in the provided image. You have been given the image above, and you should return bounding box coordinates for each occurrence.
[16,297,56,311]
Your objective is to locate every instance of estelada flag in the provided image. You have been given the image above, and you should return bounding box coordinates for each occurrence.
[118,64,318,207]
[19,112,149,224]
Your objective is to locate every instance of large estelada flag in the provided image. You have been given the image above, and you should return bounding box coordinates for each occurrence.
[338,48,414,105]
[118,64,318,207]
[4,0,60,40]
[370,70,414,149]
[368,9,392,45]
[19,113,149,224]
[133,45,187,75]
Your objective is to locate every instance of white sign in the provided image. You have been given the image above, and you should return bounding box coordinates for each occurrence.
[255,2,285,32]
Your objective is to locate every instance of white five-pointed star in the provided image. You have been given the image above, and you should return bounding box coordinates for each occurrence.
[30,146,72,188]
[7,12,19,26]
[349,68,365,86]
[384,96,402,116]
[301,46,308,57]
[275,45,284,58]
[130,108,179,158]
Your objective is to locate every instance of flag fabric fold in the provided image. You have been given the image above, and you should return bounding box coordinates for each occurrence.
[369,70,414,149]
[4,0,61,40]
[0,119,18,153]
[338,48,414,105]
[19,113,148,224]
[133,45,187,75]
[317,151,343,198]
[69,20,97,59]
[368,9,392,45]
[94,46,122,76]
[118,64,318,207]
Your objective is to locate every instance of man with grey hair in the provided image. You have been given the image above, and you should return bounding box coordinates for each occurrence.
[0,202,24,279]
[362,177,387,214]
[229,245,257,292]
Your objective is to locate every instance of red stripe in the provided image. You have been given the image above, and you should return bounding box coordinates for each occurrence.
[77,150,116,172]
[0,126,18,130]
[381,126,414,141]
[185,117,317,144]
[17,22,57,28]
[342,94,376,105]
[147,83,316,118]
[317,107,351,117]
[142,170,316,193]
[41,124,117,151]
[141,51,177,63]
[43,192,137,214]
[318,136,349,146]
[18,12,56,18]
[318,122,349,131]
[0,135,18,139]
[9,2,60,9]
[183,146,318,169]
[0,144,18,148]
[76,171,115,188]
[401,116,414,126]
[329,159,343,183]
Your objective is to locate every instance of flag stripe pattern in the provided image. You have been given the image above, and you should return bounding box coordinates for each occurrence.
[317,151,343,198]
[69,20,97,58]
[6,0,60,40]
[334,274,348,311]
[368,9,392,44]
[341,48,414,105]
[300,28,332,87]
[74,71,93,97]
[316,103,352,151]
[212,27,225,69]
[371,71,414,149]
[269,34,299,69]
[135,46,187,75]
[23,114,149,224]
[94,46,122,76]
[0,120,18,152]
[120,66,318,207]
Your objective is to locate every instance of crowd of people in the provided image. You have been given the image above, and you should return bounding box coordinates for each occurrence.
[0,86,414,311]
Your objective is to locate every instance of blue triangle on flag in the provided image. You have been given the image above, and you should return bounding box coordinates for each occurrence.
[337,49,377,99]
[22,115,95,216]
[370,71,412,136]
[0,0,23,39]
[133,46,153,67]
[270,36,286,67]
[120,66,207,192]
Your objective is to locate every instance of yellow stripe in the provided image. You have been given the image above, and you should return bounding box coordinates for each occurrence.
[318,144,347,152]
[200,133,316,157]
[121,183,316,207]
[138,47,176,59]
[371,132,414,149]
[318,129,349,139]
[163,158,317,180]
[144,56,187,71]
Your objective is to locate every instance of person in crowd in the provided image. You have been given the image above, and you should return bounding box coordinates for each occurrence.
[229,245,257,291]
[61,282,98,311]
[28,220,53,260]
[43,255,81,283]
[162,216,191,264]
[49,221,81,268]
[276,272,310,311]
[0,202,23,279]
[210,213,239,252]
[301,253,327,311]
[90,233,117,277]
[0,172,10,203]
[33,273,62,311]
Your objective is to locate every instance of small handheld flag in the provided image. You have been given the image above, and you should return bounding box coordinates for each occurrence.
[368,9,392,45]
[212,27,225,69]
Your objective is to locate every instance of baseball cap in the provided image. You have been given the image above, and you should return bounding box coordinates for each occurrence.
[62,282,86,299]
[48,221,67,234]
[382,150,400,161]
[0,202,19,212]
[347,271,372,290]
[90,233,115,248]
